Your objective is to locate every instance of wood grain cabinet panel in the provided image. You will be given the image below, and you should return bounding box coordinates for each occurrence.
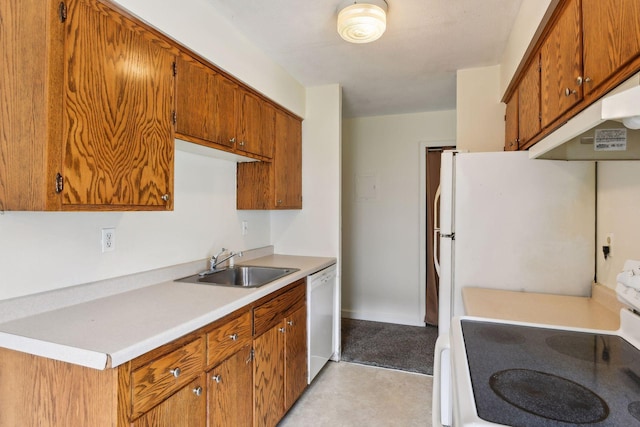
[504,92,519,151]
[582,0,640,95]
[131,337,204,418]
[0,0,175,211]
[284,306,307,411]
[132,376,206,427]
[236,111,302,210]
[207,346,253,427]
[238,90,274,158]
[62,0,175,209]
[206,310,252,367]
[175,56,222,146]
[216,75,240,148]
[253,280,307,427]
[518,55,541,148]
[540,0,582,128]
[254,323,286,427]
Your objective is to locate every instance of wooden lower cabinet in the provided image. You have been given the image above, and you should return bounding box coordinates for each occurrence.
[284,306,307,412]
[133,376,206,427]
[254,323,286,427]
[207,345,253,427]
[253,280,308,427]
[0,286,309,427]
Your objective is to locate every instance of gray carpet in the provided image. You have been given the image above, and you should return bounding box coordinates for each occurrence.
[341,318,438,375]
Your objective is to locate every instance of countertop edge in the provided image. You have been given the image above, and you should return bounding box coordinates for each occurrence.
[0,254,337,370]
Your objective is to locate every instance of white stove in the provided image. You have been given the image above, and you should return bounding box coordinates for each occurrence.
[442,260,640,426]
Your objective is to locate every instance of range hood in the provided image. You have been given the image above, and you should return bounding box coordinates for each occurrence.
[530,73,640,160]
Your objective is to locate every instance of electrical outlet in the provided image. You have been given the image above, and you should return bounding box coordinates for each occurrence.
[101,228,116,252]
[242,221,249,236]
[606,233,614,257]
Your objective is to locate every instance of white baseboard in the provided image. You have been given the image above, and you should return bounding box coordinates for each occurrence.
[341,309,425,327]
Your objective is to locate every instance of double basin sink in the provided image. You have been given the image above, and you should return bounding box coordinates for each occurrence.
[176,265,299,289]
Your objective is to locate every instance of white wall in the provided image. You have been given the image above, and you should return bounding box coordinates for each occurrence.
[456,65,505,152]
[342,111,456,325]
[271,85,342,259]
[0,0,324,301]
[597,162,640,288]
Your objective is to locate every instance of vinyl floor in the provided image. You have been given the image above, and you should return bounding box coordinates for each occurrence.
[279,361,433,427]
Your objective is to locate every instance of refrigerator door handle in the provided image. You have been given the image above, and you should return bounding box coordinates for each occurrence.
[433,185,441,277]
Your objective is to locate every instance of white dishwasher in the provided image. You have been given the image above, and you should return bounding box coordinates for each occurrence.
[307,264,337,383]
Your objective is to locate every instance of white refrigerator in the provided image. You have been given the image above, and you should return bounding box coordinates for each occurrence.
[432,150,595,426]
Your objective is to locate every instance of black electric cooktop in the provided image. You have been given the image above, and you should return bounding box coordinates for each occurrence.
[462,320,640,426]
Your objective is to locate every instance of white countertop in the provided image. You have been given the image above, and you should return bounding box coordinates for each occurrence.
[0,254,335,370]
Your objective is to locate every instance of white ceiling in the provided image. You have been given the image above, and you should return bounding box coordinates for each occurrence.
[205,0,523,118]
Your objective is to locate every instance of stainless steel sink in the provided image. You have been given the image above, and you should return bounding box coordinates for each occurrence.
[175,265,299,288]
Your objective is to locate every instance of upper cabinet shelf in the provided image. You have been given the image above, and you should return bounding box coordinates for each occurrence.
[503,0,640,152]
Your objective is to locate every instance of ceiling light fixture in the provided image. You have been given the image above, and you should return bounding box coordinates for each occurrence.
[337,0,388,44]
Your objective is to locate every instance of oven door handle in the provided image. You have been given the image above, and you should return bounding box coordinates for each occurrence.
[433,335,452,427]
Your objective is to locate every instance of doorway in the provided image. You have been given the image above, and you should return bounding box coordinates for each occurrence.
[419,143,454,326]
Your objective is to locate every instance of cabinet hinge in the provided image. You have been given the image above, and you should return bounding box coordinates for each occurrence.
[55,173,64,193]
[172,61,177,76]
[172,111,177,125]
[58,2,67,22]
[248,348,255,363]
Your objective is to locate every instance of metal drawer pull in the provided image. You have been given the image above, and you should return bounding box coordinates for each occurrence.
[229,333,238,341]
[169,367,181,378]
[212,374,222,383]
[279,327,286,333]
[287,320,294,326]
[193,386,203,396]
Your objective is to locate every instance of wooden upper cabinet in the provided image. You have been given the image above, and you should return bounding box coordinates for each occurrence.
[216,75,240,148]
[540,0,583,128]
[175,56,221,146]
[236,111,302,210]
[504,92,519,151]
[238,90,274,158]
[62,0,175,209]
[582,0,640,95]
[518,54,541,148]
[274,110,302,208]
[0,0,175,211]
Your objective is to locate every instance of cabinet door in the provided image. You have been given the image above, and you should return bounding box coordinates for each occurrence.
[254,324,285,427]
[239,91,274,158]
[284,306,307,411]
[208,346,253,427]
[274,111,302,208]
[216,75,239,148]
[540,0,582,128]
[518,55,541,147]
[63,0,174,209]
[175,56,222,146]
[133,376,206,427]
[504,92,519,151]
[583,0,640,95]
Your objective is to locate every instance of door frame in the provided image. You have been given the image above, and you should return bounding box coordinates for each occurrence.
[418,141,455,324]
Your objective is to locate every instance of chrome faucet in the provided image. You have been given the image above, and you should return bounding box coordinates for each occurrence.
[199,248,243,276]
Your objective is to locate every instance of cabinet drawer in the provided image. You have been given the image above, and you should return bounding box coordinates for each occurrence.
[254,280,306,337]
[131,337,204,418]
[207,310,252,367]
